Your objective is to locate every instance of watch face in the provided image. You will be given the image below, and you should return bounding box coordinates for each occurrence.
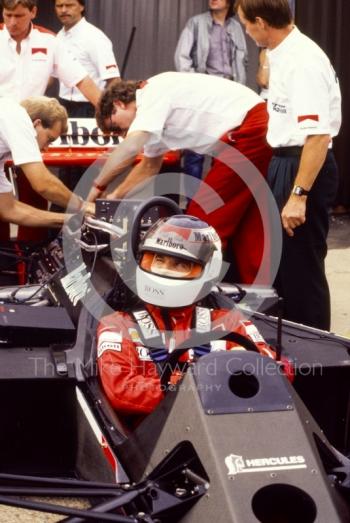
[293,186,308,196]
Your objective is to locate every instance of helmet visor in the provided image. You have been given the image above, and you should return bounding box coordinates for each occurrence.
[140,252,203,279]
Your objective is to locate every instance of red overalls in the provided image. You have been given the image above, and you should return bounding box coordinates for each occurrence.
[187,102,272,284]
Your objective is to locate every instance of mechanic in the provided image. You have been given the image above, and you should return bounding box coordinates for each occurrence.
[55,0,120,118]
[53,0,120,200]
[236,0,341,330]
[88,72,272,284]
[0,96,92,230]
[0,0,101,105]
[97,215,275,420]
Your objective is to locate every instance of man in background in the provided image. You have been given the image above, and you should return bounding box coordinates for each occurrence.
[53,0,120,197]
[55,0,120,119]
[174,0,248,192]
[0,0,101,105]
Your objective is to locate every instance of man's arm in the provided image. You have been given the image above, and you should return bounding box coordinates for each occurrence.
[107,155,164,200]
[281,134,330,237]
[20,162,93,213]
[174,21,196,72]
[256,49,269,89]
[87,131,153,201]
[0,192,65,228]
[75,76,102,107]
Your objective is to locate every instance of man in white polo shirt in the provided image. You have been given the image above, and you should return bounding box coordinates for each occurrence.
[55,0,120,118]
[0,96,88,229]
[53,0,120,196]
[87,72,272,284]
[236,0,342,330]
[0,0,101,105]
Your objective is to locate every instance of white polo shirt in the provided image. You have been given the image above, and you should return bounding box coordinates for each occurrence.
[266,27,341,148]
[0,24,87,101]
[128,72,263,157]
[0,98,42,194]
[56,17,119,102]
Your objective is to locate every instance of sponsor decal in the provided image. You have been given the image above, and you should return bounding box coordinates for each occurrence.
[156,237,184,250]
[60,262,91,306]
[225,453,306,477]
[134,310,160,340]
[97,331,122,357]
[99,331,122,343]
[210,340,227,351]
[241,321,265,343]
[106,64,117,70]
[97,341,121,358]
[51,118,119,148]
[136,346,152,361]
[32,47,47,54]
[128,328,141,343]
[144,285,165,297]
[160,224,191,240]
[272,102,287,114]
[193,231,217,242]
[298,114,319,123]
[196,307,211,334]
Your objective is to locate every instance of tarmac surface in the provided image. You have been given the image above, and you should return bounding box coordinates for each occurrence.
[0,214,349,522]
[326,213,350,337]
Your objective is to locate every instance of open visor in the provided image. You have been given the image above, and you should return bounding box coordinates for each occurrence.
[140,252,203,279]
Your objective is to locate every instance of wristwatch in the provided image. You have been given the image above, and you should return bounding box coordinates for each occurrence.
[292,185,309,196]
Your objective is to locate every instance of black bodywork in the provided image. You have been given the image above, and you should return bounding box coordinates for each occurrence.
[0,198,350,522]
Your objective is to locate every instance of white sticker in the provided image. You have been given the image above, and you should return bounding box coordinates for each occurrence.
[136,346,152,362]
[241,321,265,343]
[225,453,306,476]
[97,331,122,357]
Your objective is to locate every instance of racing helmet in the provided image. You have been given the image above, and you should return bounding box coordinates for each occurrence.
[136,215,222,307]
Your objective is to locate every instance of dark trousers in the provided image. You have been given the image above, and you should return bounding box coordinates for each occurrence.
[182,150,205,201]
[267,151,338,330]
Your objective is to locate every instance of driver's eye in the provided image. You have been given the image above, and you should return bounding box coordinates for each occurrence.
[153,255,166,266]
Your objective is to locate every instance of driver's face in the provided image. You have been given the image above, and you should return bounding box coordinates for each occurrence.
[141,252,203,279]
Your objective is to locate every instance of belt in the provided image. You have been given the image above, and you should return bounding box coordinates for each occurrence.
[273,146,303,157]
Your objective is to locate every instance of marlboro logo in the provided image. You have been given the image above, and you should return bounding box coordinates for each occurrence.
[32,47,47,54]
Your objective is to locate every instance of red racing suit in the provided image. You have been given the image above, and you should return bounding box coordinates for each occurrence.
[97,303,275,419]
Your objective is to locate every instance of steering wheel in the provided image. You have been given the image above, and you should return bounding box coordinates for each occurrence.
[160,331,260,388]
[129,196,182,258]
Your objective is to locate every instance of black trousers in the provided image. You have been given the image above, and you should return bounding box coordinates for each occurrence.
[267,151,338,330]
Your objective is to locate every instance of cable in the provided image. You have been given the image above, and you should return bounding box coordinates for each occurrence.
[10,266,65,304]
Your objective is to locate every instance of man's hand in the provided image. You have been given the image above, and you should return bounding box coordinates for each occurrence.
[281,194,307,237]
[83,201,95,216]
[86,185,104,203]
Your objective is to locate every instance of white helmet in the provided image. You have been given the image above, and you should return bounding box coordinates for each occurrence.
[136,215,222,307]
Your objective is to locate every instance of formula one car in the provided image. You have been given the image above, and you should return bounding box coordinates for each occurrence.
[0,197,350,522]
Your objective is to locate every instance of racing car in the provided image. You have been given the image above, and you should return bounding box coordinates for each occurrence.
[0,197,350,522]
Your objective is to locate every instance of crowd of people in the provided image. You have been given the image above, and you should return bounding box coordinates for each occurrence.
[0,0,343,412]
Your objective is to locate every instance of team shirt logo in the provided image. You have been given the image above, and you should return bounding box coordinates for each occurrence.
[97,331,122,358]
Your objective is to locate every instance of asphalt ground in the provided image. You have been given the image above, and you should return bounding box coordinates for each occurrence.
[326,213,350,337]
